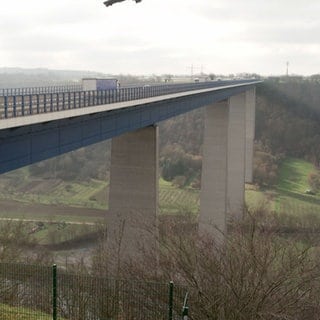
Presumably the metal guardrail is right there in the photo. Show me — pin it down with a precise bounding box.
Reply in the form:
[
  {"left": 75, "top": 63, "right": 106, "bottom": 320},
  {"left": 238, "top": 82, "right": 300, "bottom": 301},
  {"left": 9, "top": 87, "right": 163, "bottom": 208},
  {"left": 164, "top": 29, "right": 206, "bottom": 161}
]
[{"left": 0, "top": 80, "right": 259, "bottom": 120}]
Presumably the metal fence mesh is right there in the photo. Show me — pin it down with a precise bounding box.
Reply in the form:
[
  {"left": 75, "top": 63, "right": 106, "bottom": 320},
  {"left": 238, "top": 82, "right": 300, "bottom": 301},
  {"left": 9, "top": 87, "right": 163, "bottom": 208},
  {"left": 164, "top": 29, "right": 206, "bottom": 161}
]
[
  {"left": 0, "top": 263, "right": 188, "bottom": 320},
  {"left": 0, "top": 263, "right": 52, "bottom": 319}
]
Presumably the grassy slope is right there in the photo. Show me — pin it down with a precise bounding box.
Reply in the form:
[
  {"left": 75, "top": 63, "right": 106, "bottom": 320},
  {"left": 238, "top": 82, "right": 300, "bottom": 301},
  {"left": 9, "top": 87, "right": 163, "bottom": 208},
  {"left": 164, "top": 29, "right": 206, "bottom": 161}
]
[
  {"left": 276, "top": 158, "right": 320, "bottom": 216},
  {"left": 0, "top": 303, "right": 53, "bottom": 320},
  {"left": 0, "top": 176, "right": 200, "bottom": 246},
  {"left": 1, "top": 157, "right": 319, "bottom": 221},
  {"left": 159, "top": 178, "right": 199, "bottom": 214},
  {"left": 0, "top": 178, "right": 108, "bottom": 210},
  {"left": 1, "top": 157, "right": 320, "bottom": 247},
  {"left": 278, "top": 158, "right": 313, "bottom": 193},
  {"left": 246, "top": 157, "right": 320, "bottom": 217},
  {"left": 0, "top": 175, "right": 200, "bottom": 218}
]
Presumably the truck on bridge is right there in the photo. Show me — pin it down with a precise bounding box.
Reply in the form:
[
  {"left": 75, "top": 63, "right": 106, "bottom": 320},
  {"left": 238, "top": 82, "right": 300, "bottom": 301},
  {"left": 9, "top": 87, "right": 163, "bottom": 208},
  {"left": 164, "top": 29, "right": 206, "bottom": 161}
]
[{"left": 82, "top": 78, "right": 119, "bottom": 91}]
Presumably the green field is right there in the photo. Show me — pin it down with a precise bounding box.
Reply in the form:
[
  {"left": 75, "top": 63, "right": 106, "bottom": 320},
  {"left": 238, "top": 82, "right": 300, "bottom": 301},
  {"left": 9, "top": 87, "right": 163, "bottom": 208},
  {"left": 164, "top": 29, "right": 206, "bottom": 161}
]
[
  {"left": 1, "top": 157, "right": 320, "bottom": 227},
  {"left": 0, "top": 177, "right": 108, "bottom": 210},
  {"left": 246, "top": 157, "right": 320, "bottom": 218},
  {"left": 0, "top": 303, "right": 54, "bottom": 320},
  {"left": 0, "top": 174, "right": 200, "bottom": 246},
  {"left": 159, "top": 178, "right": 199, "bottom": 214},
  {"left": 0, "top": 174, "right": 200, "bottom": 217}
]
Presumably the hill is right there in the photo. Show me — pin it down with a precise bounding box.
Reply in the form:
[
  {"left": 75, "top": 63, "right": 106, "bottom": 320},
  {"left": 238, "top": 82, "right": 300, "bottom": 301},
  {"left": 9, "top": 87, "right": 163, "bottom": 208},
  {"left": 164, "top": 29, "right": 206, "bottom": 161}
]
[
  {"left": 256, "top": 80, "right": 320, "bottom": 166},
  {"left": 0, "top": 67, "right": 106, "bottom": 88}
]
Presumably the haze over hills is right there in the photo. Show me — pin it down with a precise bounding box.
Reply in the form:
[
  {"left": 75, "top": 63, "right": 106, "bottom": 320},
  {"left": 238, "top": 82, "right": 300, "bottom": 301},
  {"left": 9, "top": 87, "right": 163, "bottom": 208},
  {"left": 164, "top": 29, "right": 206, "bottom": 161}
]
[
  {"left": 0, "top": 67, "right": 167, "bottom": 88},
  {"left": 0, "top": 67, "right": 108, "bottom": 88}
]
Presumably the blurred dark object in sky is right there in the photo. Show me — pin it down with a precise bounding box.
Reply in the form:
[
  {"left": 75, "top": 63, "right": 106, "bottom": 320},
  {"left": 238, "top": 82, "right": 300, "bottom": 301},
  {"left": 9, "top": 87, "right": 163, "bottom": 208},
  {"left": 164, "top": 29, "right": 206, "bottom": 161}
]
[{"left": 104, "top": 0, "right": 142, "bottom": 7}]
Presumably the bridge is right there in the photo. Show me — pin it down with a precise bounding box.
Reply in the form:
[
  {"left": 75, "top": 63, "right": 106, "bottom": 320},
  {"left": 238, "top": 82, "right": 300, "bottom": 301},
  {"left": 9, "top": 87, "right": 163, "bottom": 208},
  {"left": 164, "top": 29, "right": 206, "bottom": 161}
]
[{"left": 0, "top": 79, "right": 261, "bottom": 258}]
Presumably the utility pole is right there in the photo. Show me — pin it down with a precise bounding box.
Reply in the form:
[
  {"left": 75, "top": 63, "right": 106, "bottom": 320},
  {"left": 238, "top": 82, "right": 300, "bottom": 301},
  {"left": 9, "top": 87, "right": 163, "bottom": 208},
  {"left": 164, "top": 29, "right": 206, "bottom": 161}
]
[
  {"left": 286, "top": 61, "right": 289, "bottom": 77},
  {"left": 187, "top": 64, "right": 204, "bottom": 81},
  {"left": 186, "top": 64, "right": 194, "bottom": 80}
]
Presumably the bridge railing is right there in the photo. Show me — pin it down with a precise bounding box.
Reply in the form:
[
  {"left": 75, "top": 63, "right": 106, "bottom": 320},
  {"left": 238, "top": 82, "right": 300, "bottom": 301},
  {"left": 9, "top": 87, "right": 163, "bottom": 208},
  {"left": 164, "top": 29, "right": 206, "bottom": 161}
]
[{"left": 0, "top": 80, "right": 258, "bottom": 119}]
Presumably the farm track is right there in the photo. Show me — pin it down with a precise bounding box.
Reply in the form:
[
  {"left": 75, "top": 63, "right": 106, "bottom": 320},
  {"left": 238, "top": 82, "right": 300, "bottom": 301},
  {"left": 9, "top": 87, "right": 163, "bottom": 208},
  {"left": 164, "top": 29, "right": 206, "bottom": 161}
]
[{"left": 0, "top": 198, "right": 106, "bottom": 217}]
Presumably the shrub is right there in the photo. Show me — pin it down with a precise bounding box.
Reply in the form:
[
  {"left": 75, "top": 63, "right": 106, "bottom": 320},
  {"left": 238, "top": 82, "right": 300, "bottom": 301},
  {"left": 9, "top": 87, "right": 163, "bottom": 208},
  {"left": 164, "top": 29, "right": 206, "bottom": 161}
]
[
  {"left": 308, "top": 171, "right": 320, "bottom": 192},
  {"left": 119, "top": 209, "right": 320, "bottom": 320},
  {"left": 253, "top": 150, "right": 279, "bottom": 186}
]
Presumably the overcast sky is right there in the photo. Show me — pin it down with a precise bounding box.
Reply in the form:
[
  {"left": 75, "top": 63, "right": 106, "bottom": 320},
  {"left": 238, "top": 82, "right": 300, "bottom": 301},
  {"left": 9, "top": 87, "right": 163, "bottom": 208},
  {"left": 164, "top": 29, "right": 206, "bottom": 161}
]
[{"left": 0, "top": 0, "right": 319, "bottom": 76}]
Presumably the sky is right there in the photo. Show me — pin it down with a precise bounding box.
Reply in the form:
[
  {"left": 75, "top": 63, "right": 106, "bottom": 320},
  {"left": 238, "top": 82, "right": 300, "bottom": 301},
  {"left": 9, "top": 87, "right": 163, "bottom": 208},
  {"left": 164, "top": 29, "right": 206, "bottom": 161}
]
[{"left": 0, "top": 0, "right": 319, "bottom": 76}]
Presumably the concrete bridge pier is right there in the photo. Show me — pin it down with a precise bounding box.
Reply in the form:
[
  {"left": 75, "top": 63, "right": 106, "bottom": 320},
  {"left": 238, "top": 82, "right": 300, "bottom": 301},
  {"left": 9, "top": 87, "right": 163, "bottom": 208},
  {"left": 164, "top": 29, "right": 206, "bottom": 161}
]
[
  {"left": 199, "top": 100, "right": 229, "bottom": 241},
  {"left": 227, "top": 92, "right": 247, "bottom": 220},
  {"left": 108, "top": 126, "right": 158, "bottom": 263},
  {"left": 200, "top": 90, "right": 255, "bottom": 239},
  {"left": 107, "top": 89, "right": 256, "bottom": 252},
  {"left": 245, "top": 88, "right": 256, "bottom": 183}
]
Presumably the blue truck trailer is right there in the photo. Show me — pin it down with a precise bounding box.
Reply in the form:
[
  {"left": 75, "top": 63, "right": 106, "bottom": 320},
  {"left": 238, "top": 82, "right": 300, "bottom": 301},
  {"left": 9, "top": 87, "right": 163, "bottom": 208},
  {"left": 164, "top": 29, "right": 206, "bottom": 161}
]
[{"left": 82, "top": 78, "right": 119, "bottom": 91}]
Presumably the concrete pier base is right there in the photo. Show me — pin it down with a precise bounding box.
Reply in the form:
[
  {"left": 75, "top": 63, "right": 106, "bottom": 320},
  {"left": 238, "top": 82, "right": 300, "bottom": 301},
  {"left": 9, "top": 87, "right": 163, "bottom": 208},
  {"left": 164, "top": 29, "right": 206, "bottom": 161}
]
[
  {"left": 199, "top": 100, "right": 229, "bottom": 241},
  {"left": 108, "top": 126, "right": 158, "bottom": 263}
]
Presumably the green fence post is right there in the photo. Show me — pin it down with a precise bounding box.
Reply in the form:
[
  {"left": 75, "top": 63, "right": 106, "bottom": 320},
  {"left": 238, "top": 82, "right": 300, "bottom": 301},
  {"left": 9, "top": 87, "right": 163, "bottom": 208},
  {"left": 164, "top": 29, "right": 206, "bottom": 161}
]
[
  {"left": 168, "top": 281, "right": 174, "bottom": 320},
  {"left": 52, "top": 264, "right": 57, "bottom": 320},
  {"left": 182, "top": 306, "right": 189, "bottom": 320}
]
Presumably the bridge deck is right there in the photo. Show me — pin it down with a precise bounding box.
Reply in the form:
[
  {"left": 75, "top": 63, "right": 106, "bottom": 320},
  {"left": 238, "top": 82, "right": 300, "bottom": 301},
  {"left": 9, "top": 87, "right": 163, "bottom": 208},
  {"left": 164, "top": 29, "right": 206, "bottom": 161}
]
[
  {"left": 0, "top": 79, "right": 261, "bottom": 174},
  {"left": 0, "top": 80, "right": 260, "bottom": 130}
]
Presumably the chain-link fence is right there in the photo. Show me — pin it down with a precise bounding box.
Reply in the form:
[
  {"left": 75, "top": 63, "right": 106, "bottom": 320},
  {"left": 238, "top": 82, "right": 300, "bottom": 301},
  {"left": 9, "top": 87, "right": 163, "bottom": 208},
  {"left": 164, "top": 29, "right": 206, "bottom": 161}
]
[
  {"left": 0, "top": 263, "right": 189, "bottom": 320},
  {"left": 0, "top": 263, "right": 52, "bottom": 319}
]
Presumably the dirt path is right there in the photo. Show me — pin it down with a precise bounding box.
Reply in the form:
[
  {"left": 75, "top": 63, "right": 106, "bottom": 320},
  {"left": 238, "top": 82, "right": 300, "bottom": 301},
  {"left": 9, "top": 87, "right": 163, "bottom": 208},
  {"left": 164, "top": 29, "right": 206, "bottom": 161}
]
[{"left": 0, "top": 199, "right": 106, "bottom": 217}]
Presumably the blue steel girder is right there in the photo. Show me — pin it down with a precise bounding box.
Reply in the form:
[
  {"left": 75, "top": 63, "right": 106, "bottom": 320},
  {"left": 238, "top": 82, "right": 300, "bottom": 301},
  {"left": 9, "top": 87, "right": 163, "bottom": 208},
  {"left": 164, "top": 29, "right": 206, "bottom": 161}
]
[{"left": 0, "top": 84, "right": 255, "bottom": 174}]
